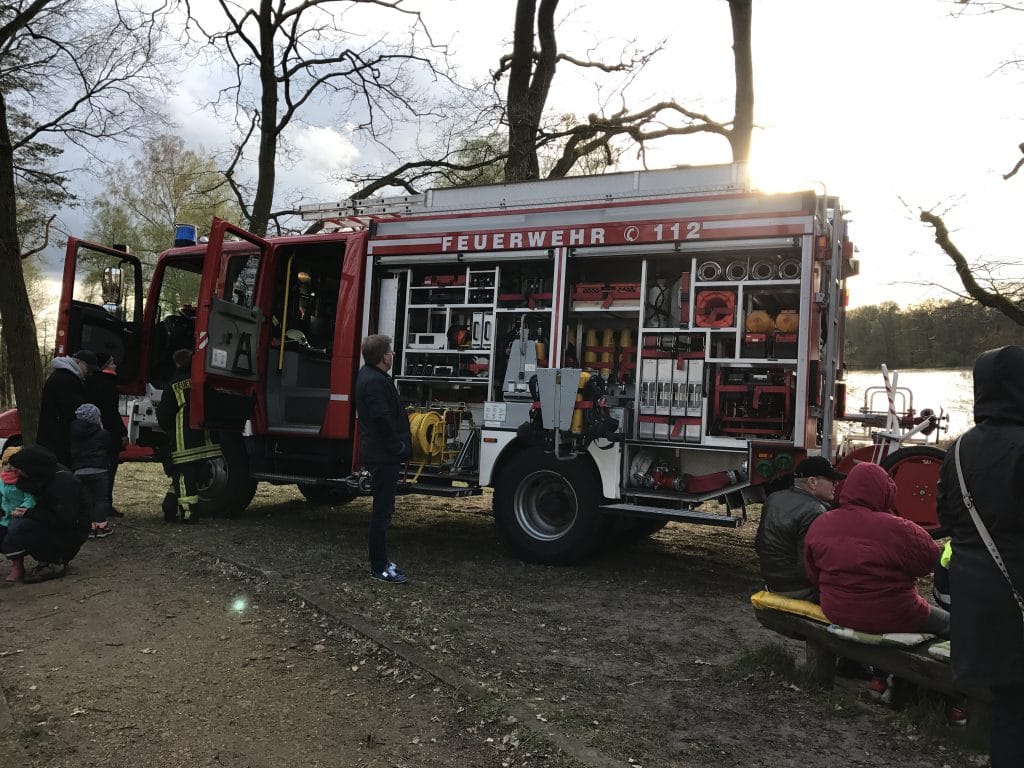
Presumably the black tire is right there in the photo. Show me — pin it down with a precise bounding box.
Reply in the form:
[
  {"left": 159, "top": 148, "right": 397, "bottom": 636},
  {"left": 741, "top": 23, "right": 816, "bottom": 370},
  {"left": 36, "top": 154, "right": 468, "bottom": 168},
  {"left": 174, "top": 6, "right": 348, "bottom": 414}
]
[
  {"left": 194, "top": 432, "right": 257, "bottom": 517},
  {"left": 493, "top": 449, "right": 611, "bottom": 564},
  {"left": 297, "top": 483, "right": 357, "bottom": 506},
  {"left": 879, "top": 446, "right": 945, "bottom": 532}
]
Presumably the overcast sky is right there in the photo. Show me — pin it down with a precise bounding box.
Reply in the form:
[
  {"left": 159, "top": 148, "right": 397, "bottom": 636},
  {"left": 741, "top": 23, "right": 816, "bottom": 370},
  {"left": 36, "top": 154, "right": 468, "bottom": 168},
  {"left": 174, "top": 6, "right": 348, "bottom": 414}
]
[{"left": 44, "top": 0, "right": 1024, "bottom": 316}]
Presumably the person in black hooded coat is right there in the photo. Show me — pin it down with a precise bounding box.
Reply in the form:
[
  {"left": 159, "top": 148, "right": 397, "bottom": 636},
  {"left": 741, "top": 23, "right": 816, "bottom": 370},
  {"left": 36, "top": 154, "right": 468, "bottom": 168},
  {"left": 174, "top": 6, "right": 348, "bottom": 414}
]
[
  {"left": 937, "top": 345, "right": 1024, "bottom": 768},
  {"left": 37, "top": 353, "right": 92, "bottom": 466},
  {"left": 1, "top": 445, "right": 90, "bottom": 582}
]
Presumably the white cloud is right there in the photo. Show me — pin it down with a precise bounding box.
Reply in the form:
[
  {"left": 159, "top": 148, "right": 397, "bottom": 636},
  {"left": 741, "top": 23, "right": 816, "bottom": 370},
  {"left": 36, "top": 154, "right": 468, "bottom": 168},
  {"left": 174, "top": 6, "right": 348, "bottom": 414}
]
[{"left": 281, "top": 125, "right": 362, "bottom": 202}]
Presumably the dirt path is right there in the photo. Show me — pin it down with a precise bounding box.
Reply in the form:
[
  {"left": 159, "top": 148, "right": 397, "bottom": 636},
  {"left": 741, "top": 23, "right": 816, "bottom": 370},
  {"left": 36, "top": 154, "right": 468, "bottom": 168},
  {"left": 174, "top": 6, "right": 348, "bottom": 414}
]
[
  {"left": 1, "top": 462, "right": 986, "bottom": 767},
  {"left": 0, "top": 527, "right": 564, "bottom": 767}
]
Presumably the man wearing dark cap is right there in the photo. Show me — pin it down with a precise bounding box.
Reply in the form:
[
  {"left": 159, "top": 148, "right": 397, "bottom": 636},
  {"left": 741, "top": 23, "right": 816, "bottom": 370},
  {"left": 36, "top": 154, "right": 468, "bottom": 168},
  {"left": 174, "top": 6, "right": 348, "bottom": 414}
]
[
  {"left": 754, "top": 455, "right": 846, "bottom": 601},
  {"left": 36, "top": 351, "right": 95, "bottom": 466}
]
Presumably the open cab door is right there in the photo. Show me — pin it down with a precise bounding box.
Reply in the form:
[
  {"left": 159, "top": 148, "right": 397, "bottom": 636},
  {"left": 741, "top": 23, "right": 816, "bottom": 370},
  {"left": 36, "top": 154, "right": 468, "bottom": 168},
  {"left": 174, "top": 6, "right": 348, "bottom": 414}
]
[
  {"left": 191, "top": 219, "right": 266, "bottom": 431},
  {"left": 56, "top": 239, "right": 144, "bottom": 390}
]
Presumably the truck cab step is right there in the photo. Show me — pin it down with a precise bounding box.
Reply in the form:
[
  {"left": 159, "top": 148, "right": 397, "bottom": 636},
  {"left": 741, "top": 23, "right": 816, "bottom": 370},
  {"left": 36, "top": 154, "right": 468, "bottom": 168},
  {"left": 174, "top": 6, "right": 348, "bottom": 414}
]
[
  {"left": 599, "top": 502, "right": 741, "bottom": 528},
  {"left": 398, "top": 483, "right": 483, "bottom": 498}
]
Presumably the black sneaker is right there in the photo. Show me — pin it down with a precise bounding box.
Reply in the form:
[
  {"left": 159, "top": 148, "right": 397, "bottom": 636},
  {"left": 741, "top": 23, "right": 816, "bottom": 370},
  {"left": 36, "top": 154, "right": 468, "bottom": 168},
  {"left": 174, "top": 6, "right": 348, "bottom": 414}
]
[
  {"left": 161, "top": 493, "right": 178, "bottom": 523},
  {"left": 371, "top": 564, "right": 408, "bottom": 584}
]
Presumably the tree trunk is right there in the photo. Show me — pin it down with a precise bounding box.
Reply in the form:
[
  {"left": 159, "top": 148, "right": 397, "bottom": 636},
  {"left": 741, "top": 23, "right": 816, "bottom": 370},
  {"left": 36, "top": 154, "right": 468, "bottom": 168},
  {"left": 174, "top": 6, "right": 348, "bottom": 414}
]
[
  {"left": 248, "top": 0, "right": 279, "bottom": 237},
  {"left": 728, "top": 0, "right": 754, "bottom": 163},
  {"left": 505, "top": 0, "right": 538, "bottom": 182},
  {"left": 0, "top": 338, "right": 11, "bottom": 410},
  {"left": 526, "top": 0, "right": 559, "bottom": 179},
  {"left": 0, "top": 91, "right": 43, "bottom": 439}
]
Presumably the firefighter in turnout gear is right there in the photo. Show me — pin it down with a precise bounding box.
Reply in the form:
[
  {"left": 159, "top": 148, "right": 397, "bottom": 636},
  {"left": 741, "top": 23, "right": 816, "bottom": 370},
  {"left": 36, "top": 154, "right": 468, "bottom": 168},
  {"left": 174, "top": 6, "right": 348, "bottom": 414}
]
[{"left": 156, "top": 349, "right": 221, "bottom": 522}]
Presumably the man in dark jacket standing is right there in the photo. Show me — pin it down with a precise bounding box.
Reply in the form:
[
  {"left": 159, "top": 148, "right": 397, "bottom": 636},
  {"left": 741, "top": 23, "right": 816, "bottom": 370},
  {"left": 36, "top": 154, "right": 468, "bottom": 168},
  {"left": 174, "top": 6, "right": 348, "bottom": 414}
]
[
  {"left": 754, "top": 456, "right": 845, "bottom": 600},
  {"left": 937, "top": 345, "right": 1024, "bottom": 768},
  {"left": 37, "top": 350, "right": 95, "bottom": 466},
  {"left": 355, "top": 334, "right": 411, "bottom": 583}
]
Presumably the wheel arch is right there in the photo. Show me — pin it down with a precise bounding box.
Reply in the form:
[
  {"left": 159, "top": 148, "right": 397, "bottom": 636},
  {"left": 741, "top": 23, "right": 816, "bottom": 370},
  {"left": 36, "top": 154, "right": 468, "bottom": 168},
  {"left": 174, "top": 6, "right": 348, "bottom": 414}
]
[
  {"left": 488, "top": 437, "right": 604, "bottom": 492},
  {"left": 483, "top": 434, "right": 531, "bottom": 489}
]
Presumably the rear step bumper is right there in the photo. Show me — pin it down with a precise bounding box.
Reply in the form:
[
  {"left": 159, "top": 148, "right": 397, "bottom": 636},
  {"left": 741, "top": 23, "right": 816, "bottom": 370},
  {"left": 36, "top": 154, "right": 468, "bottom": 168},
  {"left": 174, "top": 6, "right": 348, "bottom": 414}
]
[
  {"left": 599, "top": 502, "right": 740, "bottom": 528},
  {"left": 253, "top": 472, "right": 482, "bottom": 499},
  {"left": 252, "top": 472, "right": 350, "bottom": 486},
  {"left": 398, "top": 483, "right": 482, "bottom": 498}
]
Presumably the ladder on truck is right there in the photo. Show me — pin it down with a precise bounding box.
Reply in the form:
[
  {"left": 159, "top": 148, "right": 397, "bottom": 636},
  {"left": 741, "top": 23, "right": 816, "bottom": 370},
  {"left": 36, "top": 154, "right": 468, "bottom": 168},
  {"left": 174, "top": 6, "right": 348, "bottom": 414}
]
[{"left": 298, "top": 163, "right": 750, "bottom": 225}]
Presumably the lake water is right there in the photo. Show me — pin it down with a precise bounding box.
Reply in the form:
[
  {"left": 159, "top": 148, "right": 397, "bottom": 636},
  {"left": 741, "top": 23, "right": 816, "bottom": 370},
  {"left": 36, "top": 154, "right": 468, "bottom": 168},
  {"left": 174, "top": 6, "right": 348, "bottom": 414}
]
[{"left": 844, "top": 368, "right": 974, "bottom": 440}]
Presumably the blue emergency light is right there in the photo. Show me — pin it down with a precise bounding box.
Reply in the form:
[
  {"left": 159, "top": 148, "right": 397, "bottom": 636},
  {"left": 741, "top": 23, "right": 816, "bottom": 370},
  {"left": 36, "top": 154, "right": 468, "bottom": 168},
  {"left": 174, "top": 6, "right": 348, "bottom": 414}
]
[{"left": 174, "top": 224, "right": 198, "bottom": 247}]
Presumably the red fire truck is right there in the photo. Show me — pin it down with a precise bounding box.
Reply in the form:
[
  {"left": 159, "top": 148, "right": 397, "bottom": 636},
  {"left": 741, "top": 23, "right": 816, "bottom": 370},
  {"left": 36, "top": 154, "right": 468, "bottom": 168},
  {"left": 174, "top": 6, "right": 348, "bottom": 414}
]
[{"left": 57, "top": 163, "right": 871, "bottom": 562}]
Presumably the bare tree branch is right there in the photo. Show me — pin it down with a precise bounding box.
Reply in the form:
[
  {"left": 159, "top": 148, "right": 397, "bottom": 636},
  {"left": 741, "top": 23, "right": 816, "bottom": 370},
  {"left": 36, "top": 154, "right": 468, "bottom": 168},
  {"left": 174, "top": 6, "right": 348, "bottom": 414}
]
[
  {"left": 20, "top": 212, "right": 54, "bottom": 259},
  {"left": 179, "top": 0, "right": 452, "bottom": 235},
  {"left": 0, "top": 0, "right": 170, "bottom": 444},
  {"left": 500, "top": 0, "right": 753, "bottom": 182},
  {"left": 1004, "top": 142, "right": 1024, "bottom": 179},
  {"left": 920, "top": 209, "right": 1024, "bottom": 325}
]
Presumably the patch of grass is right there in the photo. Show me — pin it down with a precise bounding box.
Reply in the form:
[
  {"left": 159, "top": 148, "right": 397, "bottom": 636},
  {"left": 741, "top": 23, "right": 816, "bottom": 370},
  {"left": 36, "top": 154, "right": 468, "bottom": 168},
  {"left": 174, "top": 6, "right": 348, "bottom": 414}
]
[
  {"left": 821, "top": 690, "right": 860, "bottom": 720},
  {"left": 729, "top": 642, "right": 800, "bottom": 684},
  {"left": 896, "top": 692, "right": 987, "bottom": 753}
]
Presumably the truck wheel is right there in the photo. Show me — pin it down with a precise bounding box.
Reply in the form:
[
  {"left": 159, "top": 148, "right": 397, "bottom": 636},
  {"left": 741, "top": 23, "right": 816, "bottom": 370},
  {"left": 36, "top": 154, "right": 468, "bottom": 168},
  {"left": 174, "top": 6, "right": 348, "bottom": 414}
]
[
  {"left": 493, "top": 449, "right": 610, "bottom": 564},
  {"left": 195, "top": 433, "right": 257, "bottom": 517},
  {"left": 880, "top": 446, "right": 945, "bottom": 533},
  {"left": 297, "top": 484, "right": 357, "bottom": 506}
]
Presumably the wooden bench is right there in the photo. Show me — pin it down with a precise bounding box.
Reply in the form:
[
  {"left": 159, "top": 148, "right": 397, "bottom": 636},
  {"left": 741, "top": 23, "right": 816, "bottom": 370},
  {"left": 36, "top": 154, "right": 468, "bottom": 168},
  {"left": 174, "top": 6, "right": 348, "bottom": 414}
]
[{"left": 753, "top": 607, "right": 991, "bottom": 738}]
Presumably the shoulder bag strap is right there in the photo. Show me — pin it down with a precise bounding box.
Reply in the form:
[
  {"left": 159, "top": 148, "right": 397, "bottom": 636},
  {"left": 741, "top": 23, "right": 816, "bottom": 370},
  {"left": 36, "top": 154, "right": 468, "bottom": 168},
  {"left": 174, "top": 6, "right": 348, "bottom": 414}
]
[{"left": 954, "top": 438, "right": 1024, "bottom": 630}]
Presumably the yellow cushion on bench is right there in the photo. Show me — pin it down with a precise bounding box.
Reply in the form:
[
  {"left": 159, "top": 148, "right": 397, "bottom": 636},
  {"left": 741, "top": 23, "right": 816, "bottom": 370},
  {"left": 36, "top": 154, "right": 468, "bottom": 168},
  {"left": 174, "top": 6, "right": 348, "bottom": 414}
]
[
  {"left": 927, "top": 640, "right": 951, "bottom": 662},
  {"left": 826, "top": 624, "right": 935, "bottom": 648},
  {"left": 750, "top": 590, "right": 830, "bottom": 624}
]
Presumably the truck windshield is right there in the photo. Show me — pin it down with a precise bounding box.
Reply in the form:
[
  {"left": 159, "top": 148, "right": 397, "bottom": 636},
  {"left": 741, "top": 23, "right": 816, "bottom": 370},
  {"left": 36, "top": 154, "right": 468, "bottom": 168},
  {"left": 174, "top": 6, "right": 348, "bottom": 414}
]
[{"left": 150, "top": 263, "right": 202, "bottom": 389}]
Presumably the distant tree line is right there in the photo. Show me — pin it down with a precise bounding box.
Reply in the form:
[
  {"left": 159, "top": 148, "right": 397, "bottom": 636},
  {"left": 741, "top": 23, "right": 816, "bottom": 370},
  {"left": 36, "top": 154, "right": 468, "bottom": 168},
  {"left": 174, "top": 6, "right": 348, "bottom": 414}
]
[{"left": 845, "top": 299, "right": 1024, "bottom": 370}]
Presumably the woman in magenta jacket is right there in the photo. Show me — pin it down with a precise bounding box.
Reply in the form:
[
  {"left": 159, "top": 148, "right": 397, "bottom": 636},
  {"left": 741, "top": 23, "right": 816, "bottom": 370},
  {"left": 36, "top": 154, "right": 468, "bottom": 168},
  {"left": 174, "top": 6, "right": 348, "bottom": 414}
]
[{"left": 803, "top": 462, "right": 946, "bottom": 635}]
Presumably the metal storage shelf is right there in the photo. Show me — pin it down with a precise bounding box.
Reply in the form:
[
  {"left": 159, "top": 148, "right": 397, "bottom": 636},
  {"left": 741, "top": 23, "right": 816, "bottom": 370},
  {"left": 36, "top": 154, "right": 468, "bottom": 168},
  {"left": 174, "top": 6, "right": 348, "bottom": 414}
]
[
  {"left": 695, "top": 279, "right": 800, "bottom": 287},
  {"left": 405, "top": 348, "right": 491, "bottom": 355},
  {"left": 568, "top": 306, "right": 641, "bottom": 313},
  {"left": 407, "top": 303, "right": 494, "bottom": 309},
  {"left": 396, "top": 376, "right": 488, "bottom": 385}
]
